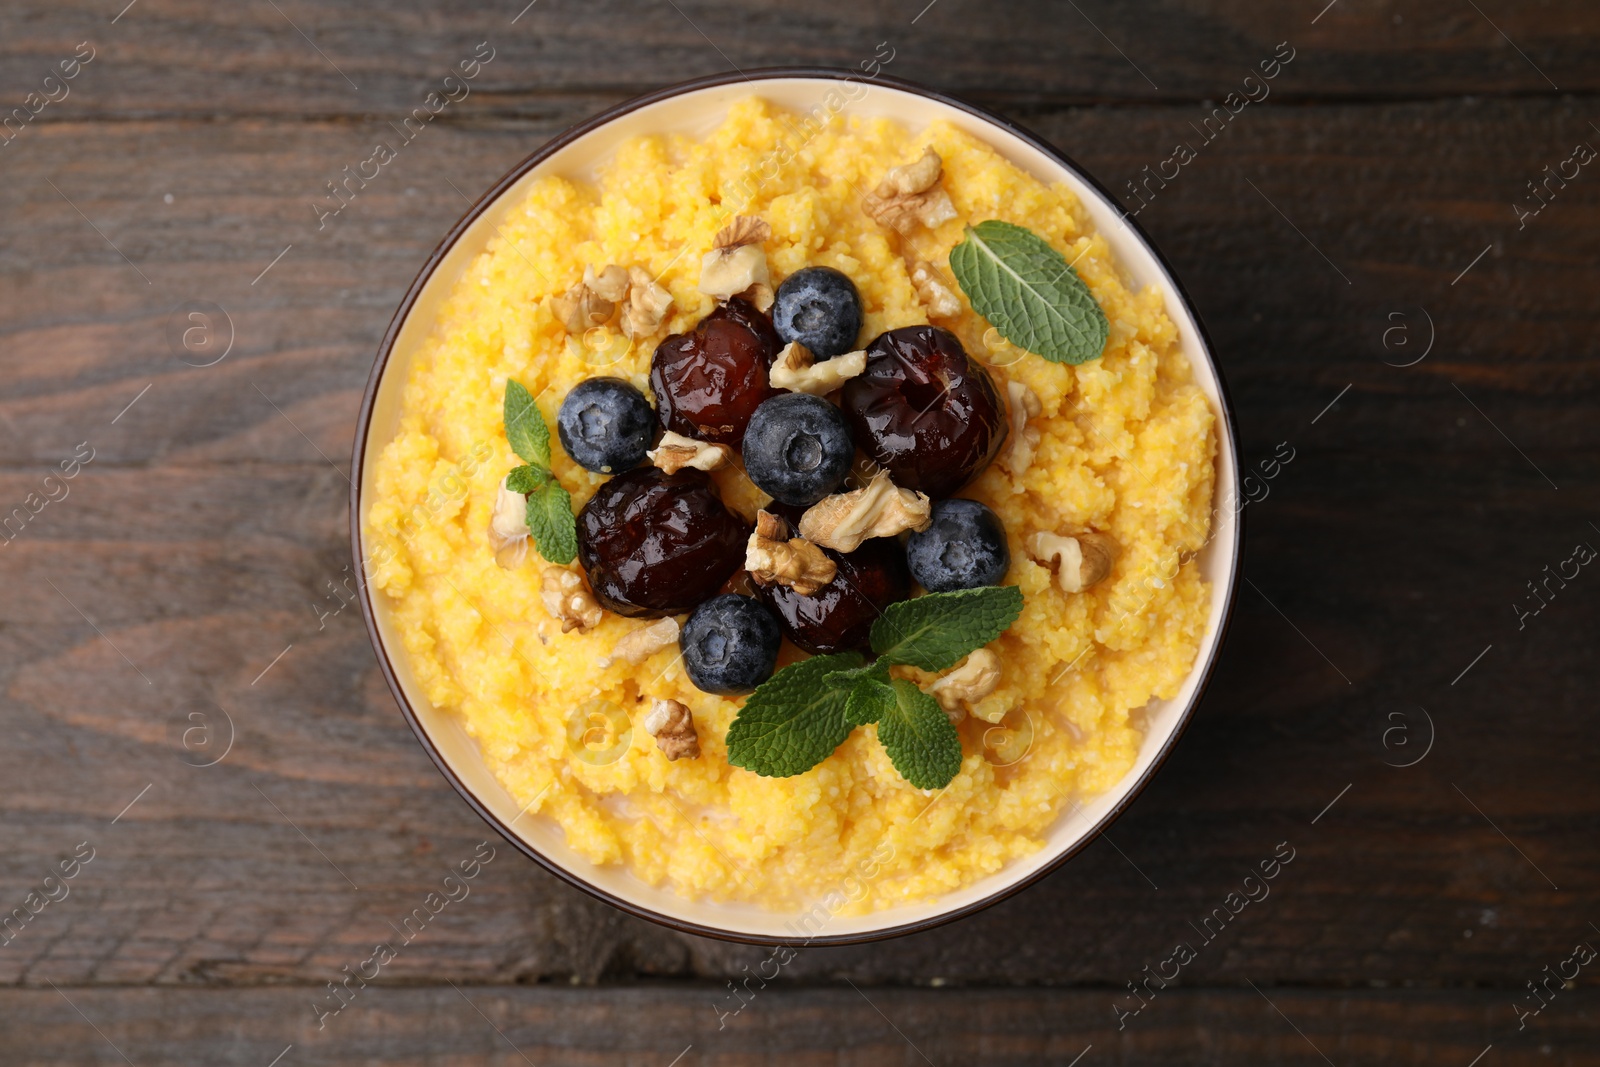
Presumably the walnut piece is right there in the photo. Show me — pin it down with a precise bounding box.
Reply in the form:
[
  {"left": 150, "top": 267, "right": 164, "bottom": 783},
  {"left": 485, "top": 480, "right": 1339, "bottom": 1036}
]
[
  {"left": 584, "top": 264, "right": 630, "bottom": 303},
  {"left": 882, "top": 147, "right": 943, "bottom": 196},
  {"left": 550, "top": 275, "right": 616, "bottom": 334},
  {"left": 541, "top": 567, "right": 603, "bottom": 633},
  {"left": 553, "top": 264, "right": 670, "bottom": 337},
  {"left": 798, "top": 471, "right": 932, "bottom": 553},
  {"left": 745, "top": 510, "right": 837, "bottom": 595},
  {"left": 927, "top": 648, "right": 1002, "bottom": 719},
  {"left": 643, "top": 698, "right": 700, "bottom": 760},
  {"left": 648, "top": 431, "right": 733, "bottom": 475},
  {"left": 621, "top": 266, "right": 673, "bottom": 339},
  {"left": 599, "top": 617, "right": 680, "bottom": 668},
  {"left": 489, "top": 477, "right": 531, "bottom": 570},
  {"left": 769, "top": 341, "right": 867, "bottom": 396},
  {"left": 698, "top": 215, "right": 774, "bottom": 310},
  {"left": 1029, "top": 531, "right": 1118, "bottom": 594},
  {"left": 864, "top": 148, "right": 958, "bottom": 234},
  {"left": 1000, "top": 381, "right": 1043, "bottom": 476},
  {"left": 908, "top": 260, "right": 962, "bottom": 318}
]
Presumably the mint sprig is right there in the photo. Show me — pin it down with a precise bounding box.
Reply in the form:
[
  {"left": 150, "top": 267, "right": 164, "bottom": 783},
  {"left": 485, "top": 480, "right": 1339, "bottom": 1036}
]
[
  {"left": 501, "top": 380, "right": 576, "bottom": 565},
  {"left": 724, "top": 586, "right": 1023, "bottom": 788},
  {"left": 948, "top": 220, "right": 1110, "bottom": 365},
  {"left": 726, "top": 652, "right": 864, "bottom": 778}
]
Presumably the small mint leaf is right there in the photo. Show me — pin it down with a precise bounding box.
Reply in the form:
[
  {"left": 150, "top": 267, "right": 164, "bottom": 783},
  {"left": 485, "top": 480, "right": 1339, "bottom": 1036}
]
[
  {"left": 870, "top": 586, "right": 1024, "bottom": 672},
  {"left": 948, "top": 220, "right": 1110, "bottom": 365},
  {"left": 524, "top": 479, "right": 577, "bottom": 565},
  {"left": 505, "top": 464, "right": 549, "bottom": 495},
  {"left": 844, "top": 677, "right": 896, "bottom": 727},
  {"left": 504, "top": 380, "right": 552, "bottom": 467},
  {"left": 726, "top": 652, "right": 865, "bottom": 778},
  {"left": 878, "top": 679, "right": 963, "bottom": 789}
]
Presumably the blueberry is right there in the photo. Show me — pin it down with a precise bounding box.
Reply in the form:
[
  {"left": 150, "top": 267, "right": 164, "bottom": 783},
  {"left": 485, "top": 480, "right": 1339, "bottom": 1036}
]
[
  {"left": 557, "top": 377, "right": 656, "bottom": 474},
  {"left": 772, "top": 267, "right": 863, "bottom": 359},
  {"left": 741, "top": 393, "right": 854, "bottom": 507},
  {"left": 680, "top": 594, "right": 782, "bottom": 694},
  {"left": 905, "top": 498, "right": 1010, "bottom": 592}
]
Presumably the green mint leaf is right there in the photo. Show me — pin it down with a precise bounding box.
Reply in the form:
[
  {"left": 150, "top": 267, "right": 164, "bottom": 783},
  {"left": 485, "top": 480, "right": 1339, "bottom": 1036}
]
[
  {"left": 878, "top": 679, "right": 963, "bottom": 789},
  {"left": 844, "top": 676, "right": 896, "bottom": 727},
  {"left": 823, "top": 659, "right": 889, "bottom": 693},
  {"left": 948, "top": 220, "right": 1110, "bottom": 365},
  {"left": 504, "top": 464, "right": 550, "bottom": 495},
  {"left": 726, "top": 652, "right": 865, "bottom": 778},
  {"left": 524, "top": 479, "right": 577, "bottom": 565},
  {"left": 503, "top": 380, "right": 552, "bottom": 467},
  {"left": 870, "top": 586, "right": 1024, "bottom": 672}
]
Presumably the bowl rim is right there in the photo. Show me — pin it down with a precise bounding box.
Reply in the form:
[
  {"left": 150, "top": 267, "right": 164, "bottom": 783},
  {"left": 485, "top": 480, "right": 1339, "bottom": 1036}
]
[{"left": 349, "top": 66, "right": 1244, "bottom": 946}]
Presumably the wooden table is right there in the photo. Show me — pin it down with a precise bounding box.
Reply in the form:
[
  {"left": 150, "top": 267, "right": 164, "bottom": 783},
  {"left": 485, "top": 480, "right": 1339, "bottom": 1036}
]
[{"left": 2, "top": 1, "right": 1596, "bottom": 1062}]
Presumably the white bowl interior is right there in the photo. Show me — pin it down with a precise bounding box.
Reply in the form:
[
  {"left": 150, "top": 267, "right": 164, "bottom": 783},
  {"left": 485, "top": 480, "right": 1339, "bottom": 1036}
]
[{"left": 358, "top": 76, "right": 1239, "bottom": 940}]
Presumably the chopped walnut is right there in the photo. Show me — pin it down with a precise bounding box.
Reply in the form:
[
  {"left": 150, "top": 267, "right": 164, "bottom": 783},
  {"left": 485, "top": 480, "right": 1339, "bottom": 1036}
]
[
  {"left": 621, "top": 266, "right": 674, "bottom": 339},
  {"left": 883, "top": 147, "right": 943, "bottom": 195},
  {"left": 1029, "top": 531, "right": 1118, "bottom": 594},
  {"left": 489, "top": 477, "right": 531, "bottom": 570},
  {"left": 908, "top": 260, "right": 962, "bottom": 318},
  {"left": 745, "top": 510, "right": 837, "bottom": 595},
  {"left": 541, "top": 567, "right": 603, "bottom": 633},
  {"left": 927, "top": 648, "right": 1002, "bottom": 720},
  {"left": 769, "top": 341, "right": 867, "bottom": 396},
  {"left": 599, "top": 616, "right": 680, "bottom": 668},
  {"left": 864, "top": 148, "right": 959, "bottom": 234},
  {"left": 643, "top": 698, "right": 700, "bottom": 760},
  {"left": 698, "top": 215, "right": 774, "bottom": 310},
  {"left": 1000, "top": 381, "right": 1043, "bottom": 476},
  {"left": 798, "top": 471, "right": 932, "bottom": 553},
  {"left": 584, "top": 264, "right": 630, "bottom": 303},
  {"left": 648, "top": 431, "right": 733, "bottom": 474},
  {"left": 550, "top": 273, "right": 616, "bottom": 334}
]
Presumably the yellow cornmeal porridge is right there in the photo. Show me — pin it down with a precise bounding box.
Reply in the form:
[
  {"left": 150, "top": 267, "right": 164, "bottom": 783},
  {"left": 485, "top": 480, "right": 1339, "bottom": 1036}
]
[{"left": 366, "top": 98, "right": 1216, "bottom": 912}]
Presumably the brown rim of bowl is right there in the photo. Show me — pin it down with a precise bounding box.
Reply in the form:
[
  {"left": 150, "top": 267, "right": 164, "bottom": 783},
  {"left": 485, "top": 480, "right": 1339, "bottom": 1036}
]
[{"left": 350, "top": 67, "right": 1244, "bottom": 947}]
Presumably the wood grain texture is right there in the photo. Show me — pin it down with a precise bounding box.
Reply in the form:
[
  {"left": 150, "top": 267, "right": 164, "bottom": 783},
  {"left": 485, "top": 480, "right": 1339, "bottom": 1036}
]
[
  {"left": 2, "top": 986, "right": 1594, "bottom": 1066},
  {"left": 0, "top": 0, "right": 1595, "bottom": 118},
  {"left": 0, "top": 0, "right": 1597, "bottom": 1059}
]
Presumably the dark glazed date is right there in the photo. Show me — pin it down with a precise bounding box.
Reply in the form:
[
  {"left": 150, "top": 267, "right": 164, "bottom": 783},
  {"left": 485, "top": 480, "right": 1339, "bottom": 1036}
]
[
  {"left": 576, "top": 466, "right": 749, "bottom": 618},
  {"left": 649, "top": 297, "right": 782, "bottom": 446},
  {"left": 759, "top": 539, "right": 910, "bottom": 655},
  {"left": 840, "top": 325, "right": 1007, "bottom": 498}
]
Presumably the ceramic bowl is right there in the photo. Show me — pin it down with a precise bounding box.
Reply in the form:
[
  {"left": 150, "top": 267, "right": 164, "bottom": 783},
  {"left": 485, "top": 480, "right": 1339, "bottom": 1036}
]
[{"left": 352, "top": 68, "right": 1241, "bottom": 945}]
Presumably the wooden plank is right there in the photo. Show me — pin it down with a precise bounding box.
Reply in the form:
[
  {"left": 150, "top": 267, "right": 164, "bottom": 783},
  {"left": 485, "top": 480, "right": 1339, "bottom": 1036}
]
[
  {"left": 0, "top": 0, "right": 1594, "bottom": 121},
  {"left": 1, "top": 986, "right": 1592, "bottom": 1065}
]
